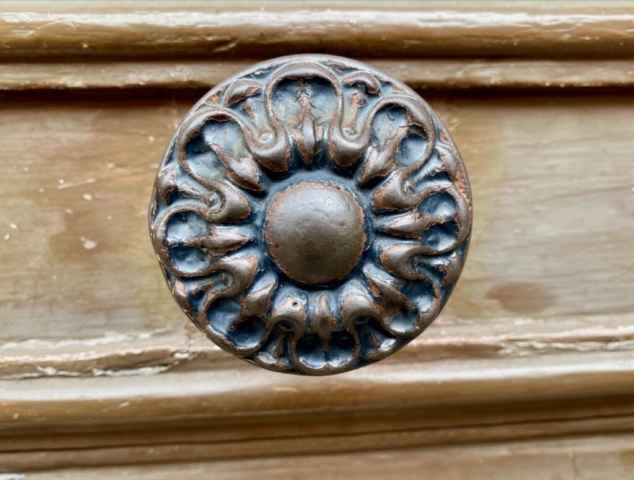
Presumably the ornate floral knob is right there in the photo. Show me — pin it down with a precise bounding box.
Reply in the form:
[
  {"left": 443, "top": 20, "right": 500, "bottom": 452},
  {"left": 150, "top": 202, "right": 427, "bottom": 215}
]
[{"left": 149, "top": 55, "right": 472, "bottom": 375}]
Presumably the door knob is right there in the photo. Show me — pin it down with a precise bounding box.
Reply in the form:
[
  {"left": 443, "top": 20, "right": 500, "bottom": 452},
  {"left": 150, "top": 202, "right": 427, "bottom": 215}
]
[{"left": 148, "top": 54, "right": 472, "bottom": 375}]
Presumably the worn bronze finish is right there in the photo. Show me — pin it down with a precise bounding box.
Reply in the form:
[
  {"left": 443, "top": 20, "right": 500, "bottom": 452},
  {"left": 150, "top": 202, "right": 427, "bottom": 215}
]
[
  {"left": 264, "top": 181, "right": 366, "bottom": 285},
  {"left": 148, "top": 54, "right": 472, "bottom": 375}
]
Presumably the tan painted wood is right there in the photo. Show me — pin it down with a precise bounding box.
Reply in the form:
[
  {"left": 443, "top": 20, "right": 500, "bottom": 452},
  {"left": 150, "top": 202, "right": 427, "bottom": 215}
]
[
  {"left": 5, "top": 410, "right": 634, "bottom": 467},
  {"left": 17, "top": 433, "right": 634, "bottom": 479},
  {"left": 1, "top": 91, "right": 632, "bottom": 345},
  {"left": 1, "top": 313, "right": 633, "bottom": 379},
  {"left": 1, "top": 1, "right": 634, "bottom": 477},
  {"left": 4, "top": 59, "right": 634, "bottom": 91},
  {"left": 3, "top": 343, "right": 634, "bottom": 428},
  {"left": 0, "top": 1, "right": 633, "bottom": 60},
  {"left": 1, "top": 346, "right": 634, "bottom": 470}
]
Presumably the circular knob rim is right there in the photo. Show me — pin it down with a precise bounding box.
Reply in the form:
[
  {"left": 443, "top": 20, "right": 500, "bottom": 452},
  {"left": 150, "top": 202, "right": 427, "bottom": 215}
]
[{"left": 148, "top": 54, "right": 473, "bottom": 375}]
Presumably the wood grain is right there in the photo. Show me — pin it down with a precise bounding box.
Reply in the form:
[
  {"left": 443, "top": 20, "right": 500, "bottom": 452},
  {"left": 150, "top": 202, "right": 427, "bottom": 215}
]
[
  {"left": 1, "top": 2, "right": 634, "bottom": 477},
  {"left": 9, "top": 433, "right": 634, "bottom": 478},
  {"left": 4, "top": 59, "right": 634, "bottom": 91},
  {"left": 2, "top": 313, "right": 633, "bottom": 379},
  {"left": 1, "top": 88, "right": 632, "bottom": 476},
  {"left": 1, "top": 91, "right": 632, "bottom": 345},
  {"left": 0, "top": 1, "right": 633, "bottom": 59},
  {"left": 1, "top": 0, "right": 634, "bottom": 92},
  {"left": 2, "top": 346, "right": 634, "bottom": 470}
]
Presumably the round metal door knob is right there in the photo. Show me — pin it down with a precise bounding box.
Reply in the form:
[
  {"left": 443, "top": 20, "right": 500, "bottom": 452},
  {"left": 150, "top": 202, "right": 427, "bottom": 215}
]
[{"left": 148, "top": 54, "right": 472, "bottom": 375}]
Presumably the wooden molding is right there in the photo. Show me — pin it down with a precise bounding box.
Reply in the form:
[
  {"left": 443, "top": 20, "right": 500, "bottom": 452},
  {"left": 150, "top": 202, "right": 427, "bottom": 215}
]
[
  {"left": 0, "top": 2, "right": 633, "bottom": 60},
  {"left": 2, "top": 352, "right": 634, "bottom": 471},
  {"left": 0, "top": 2, "right": 633, "bottom": 91},
  {"left": 1, "top": 2, "right": 634, "bottom": 475},
  {"left": 2, "top": 59, "right": 634, "bottom": 91},
  {"left": 2, "top": 315, "right": 634, "bottom": 471},
  {"left": 2, "top": 314, "right": 634, "bottom": 380},
  {"left": 10, "top": 432, "right": 634, "bottom": 479}
]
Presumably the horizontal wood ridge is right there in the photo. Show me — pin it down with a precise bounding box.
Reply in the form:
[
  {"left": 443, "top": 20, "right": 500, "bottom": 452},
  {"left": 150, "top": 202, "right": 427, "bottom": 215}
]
[{"left": 0, "top": 2, "right": 633, "bottom": 90}]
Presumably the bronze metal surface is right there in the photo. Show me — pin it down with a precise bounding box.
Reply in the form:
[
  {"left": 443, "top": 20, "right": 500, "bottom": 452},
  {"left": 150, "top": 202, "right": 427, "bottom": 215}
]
[
  {"left": 264, "top": 181, "right": 367, "bottom": 285},
  {"left": 148, "top": 54, "right": 473, "bottom": 375}
]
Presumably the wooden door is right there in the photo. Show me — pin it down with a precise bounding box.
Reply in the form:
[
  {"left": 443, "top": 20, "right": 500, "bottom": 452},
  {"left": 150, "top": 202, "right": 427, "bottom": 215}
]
[{"left": 1, "top": 2, "right": 633, "bottom": 478}]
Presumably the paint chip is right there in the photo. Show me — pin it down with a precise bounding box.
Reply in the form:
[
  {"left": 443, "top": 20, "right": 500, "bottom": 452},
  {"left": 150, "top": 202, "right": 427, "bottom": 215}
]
[
  {"left": 0, "top": 473, "right": 26, "bottom": 480},
  {"left": 9, "top": 223, "right": 17, "bottom": 230},
  {"left": 82, "top": 193, "right": 93, "bottom": 201},
  {"left": 80, "top": 237, "right": 98, "bottom": 250}
]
